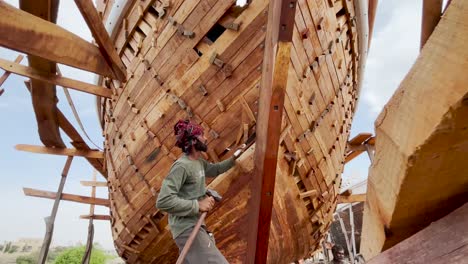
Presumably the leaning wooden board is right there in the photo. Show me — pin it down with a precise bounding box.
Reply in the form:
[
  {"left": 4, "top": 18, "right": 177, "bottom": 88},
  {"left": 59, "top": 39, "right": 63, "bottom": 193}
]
[{"left": 99, "top": 0, "right": 371, "bottom": 262}]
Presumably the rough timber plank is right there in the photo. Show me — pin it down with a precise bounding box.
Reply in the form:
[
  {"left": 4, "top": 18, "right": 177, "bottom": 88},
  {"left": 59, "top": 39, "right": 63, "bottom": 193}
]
[
  {"left": 74, "top": 0, "right": 127, "bottom": 82},
  {"left": 0, "top": 1, "right": 116, "bottom": 78},
  {"left": 361, "top": 0, "right": 468, "bottom": 259},
  {"left": 367, "top": 203, "right": 468, "bottom": 264},
  {"left": 0, "top": 58, "right": 112, "bottom": 98},
  {"left": 23, "top": 187, "right": 110, "bottom": 207},
  {"left": 15, "top": 144, "right": 104, "bottom": 159}
]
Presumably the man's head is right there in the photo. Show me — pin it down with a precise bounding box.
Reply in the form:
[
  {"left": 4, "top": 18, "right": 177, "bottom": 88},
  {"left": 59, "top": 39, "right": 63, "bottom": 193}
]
[
  {"left": 331, "top": 245, "right": 345, "bottom": 261},
  {"left": 174, "top": 120, "right": 207, "bottom": 154}
]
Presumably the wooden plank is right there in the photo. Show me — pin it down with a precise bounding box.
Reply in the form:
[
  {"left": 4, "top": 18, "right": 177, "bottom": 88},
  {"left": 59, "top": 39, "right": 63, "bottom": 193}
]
[
  {"left": 367, "top": 203, "right": 468, "bottom": 264},
  {"left": 0, "top": 1, "right": 116, "bottom": 78},
  {"left": 80, "top": 214, "right": 111, "bottom": 221},
  {"left": 299, "top": 190, "right": 319, "bottom": 199},
  {"left": 338, "top": 194, "right": 366, "bottom": 204},
  {"left": 23, "top": 187, "right": 110, "bottom": 207},
  {"left": 361, "top": 0, "right": 468, "bottom": 259},
  {"left": 74, "top": 0, "right": 127, "bottom": 82},
  {"left": 0, "top": 58, "right": 112, "bottom": 98},
  {"left": 15, "top": 144, "right": 104, "bottom": 159},
  {"left": 38, "top": 156, "right": 73, "bottom": 264},
  {"left": 80, "top": 181, "right": 108, "bottom": 187},
  {"left": 421, "top": 0, "right": 442, "bottom": 50},
  {"left": 245, "top": 0, "right": 298, "bottom": 263},
  {"left": 0, "top": 55, "right": 23, "bottom": 87},
  {"left": 348, "top": 133, "right": 372, "bottom": 145},
  {"left": 23, "top": 80, "right": 105, "bottom": 176}
]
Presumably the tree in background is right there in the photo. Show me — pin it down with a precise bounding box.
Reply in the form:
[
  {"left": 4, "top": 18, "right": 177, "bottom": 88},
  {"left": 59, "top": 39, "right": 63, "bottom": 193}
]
[{"left": 53, "top": 245, "right": 111, "bottom": 264}]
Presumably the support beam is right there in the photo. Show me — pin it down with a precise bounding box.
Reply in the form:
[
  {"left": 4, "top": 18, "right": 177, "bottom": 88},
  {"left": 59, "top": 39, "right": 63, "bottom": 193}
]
[
  {"left": 82, "top": 170, "right": 97, "bottom": 264},
  {"left": 0, "top": 58, "right": 112, "bottom": 98},
  {"left": 361, "top": 0, "right": 468, "bottom": 259},
  {"left": 15, "top": 144, "right": 104, "bottom": 159},
  {"left": 23, "top": 187, "right": 109, "bottom": 207},
  {"left": 246, "top": 1, "right": 297, "bottom": 263},
  {"left": 74, "top": 0, "right": 126, "bottom": 82},
  {"left": 80, "top": 181, "right": 107, "bottom": 187},
  {"left": 0, "top": 2, "right": 116, "bottom": 78},
  {"left": 338, "top": 194, "right": 366, "bottom": 204},
  {"left": 299, "top": 190, "right": 319, "bottom": 199},
  {"left": 24, "top": 81, "right": 105, "bottom": 176},
  {"left": 367, "top": 203, "right": 468, "bottom": 264},
  {"left": 421, "top": 0, "right": 443, "bottom": 50},
  {"left": 38, "top": 156, "right": 73, "bottom": 264},
  {"left": 80, "top": 214, "right": 111, "bottom": 221},
  {"left": 0, "top": 55, "right": 23, "bottom": 88}
]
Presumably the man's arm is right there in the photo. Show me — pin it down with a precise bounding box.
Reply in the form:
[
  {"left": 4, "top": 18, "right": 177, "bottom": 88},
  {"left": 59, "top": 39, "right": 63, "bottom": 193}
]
[
  {"left": 201, "top": 157, "right": 235, "bottom": 178},
  {"left": 156, "top": 166, "right": 199, "bottom": 216}
]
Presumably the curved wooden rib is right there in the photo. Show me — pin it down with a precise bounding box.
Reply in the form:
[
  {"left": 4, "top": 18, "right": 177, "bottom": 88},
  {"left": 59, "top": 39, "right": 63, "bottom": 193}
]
[{"left": 19, "top": 0, "right": 64, "bottom": 148}]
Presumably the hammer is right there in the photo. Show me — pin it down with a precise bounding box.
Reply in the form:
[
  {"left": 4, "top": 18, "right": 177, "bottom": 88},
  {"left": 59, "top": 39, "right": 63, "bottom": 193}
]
[{"left": 176, "top": 189, "right": 222, "bottom": 264}]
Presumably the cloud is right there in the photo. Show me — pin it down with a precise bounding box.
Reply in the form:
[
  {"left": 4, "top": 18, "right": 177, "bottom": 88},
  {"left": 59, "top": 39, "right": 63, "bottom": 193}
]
[{"left": 360, "top": 1, "right": 422, "bottom": 119}]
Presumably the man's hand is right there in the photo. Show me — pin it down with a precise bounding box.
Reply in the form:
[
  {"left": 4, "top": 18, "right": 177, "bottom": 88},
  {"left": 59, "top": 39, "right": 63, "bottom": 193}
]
[{"left": 198, "top": 196, "right": 215, "bottom": 212}]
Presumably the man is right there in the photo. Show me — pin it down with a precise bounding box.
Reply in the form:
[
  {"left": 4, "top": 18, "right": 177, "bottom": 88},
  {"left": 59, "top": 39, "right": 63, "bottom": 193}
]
[
  {"left": 331, "top": 245, "right": 349, "bottom": 264},
  {"left": 156, "top": 120, "right": 243, "bottom": 263}
]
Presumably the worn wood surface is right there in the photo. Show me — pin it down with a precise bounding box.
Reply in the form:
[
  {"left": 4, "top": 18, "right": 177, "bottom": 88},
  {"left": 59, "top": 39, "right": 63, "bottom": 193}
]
[
  {"left": 361, "top": 0, "right": 468, "bottom": 259},
  {"left": 367, "top": 203, "right": 468, "bottom": 264},
  {"left": 0, "top": 58, "right": 112, "bottom": 98},
  {"left": 0, "top": 1, "right": 116, "bottom": 78},
  {"left": 37, "top": 156, "right": 73, "bottom": 264},
  {"left": 97, "top": 0, "right": 370, "bottom": 262}
]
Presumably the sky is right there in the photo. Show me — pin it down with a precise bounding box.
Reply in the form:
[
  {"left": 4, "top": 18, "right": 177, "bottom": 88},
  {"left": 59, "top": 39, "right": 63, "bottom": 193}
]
[{"left": 0, "top": 0, "right": 426, "bottom": 253}]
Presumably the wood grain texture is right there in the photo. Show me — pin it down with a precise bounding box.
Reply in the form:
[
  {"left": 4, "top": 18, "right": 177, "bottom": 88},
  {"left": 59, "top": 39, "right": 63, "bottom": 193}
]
[
  {"left": 0, "top": 1, "right": 116, "bottom": 78},
  {"left": 361, "top": 0, "right": 468, "bottom": 259},
  {"left": 97, "top": 0, "right": 371, "bottom": 262},
  {"left": 367, "top": 203, "right": 468, "bottom": 264},
  {"left": 0, "top": 58, "right": 112, "bottom": 98}
]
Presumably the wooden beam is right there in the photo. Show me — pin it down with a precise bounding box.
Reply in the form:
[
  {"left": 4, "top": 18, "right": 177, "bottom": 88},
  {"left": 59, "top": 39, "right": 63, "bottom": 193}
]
[
  {"left": 23, "top": 187, "right": 109, "bottom": 207},
  {"left": 80, "top": 181, "right": 107, "bottom": 187},
  {"left": 19, "top": 0, "right": 65, "bottom": 149},
  {"left": 0, "top": 2, "right": 115, "bottom": 78},
  {"left": 0, "top": 58, "right": 111, "bottom": 98},
  {"left": 74, "top": 0, "right": 126, "bottom": 82},
  {"left": 80, "top": 214, "right": 111, "bottom": 221},
  {"left": 367, "top": 203, "right": 468, "bottom": 264},
  {"left": 421, "top": 0, "right": 443, "bottom": 50},
  {"left": 338, "top": 194, "right": 366, "bottom": 204},
  {"left": 0, "top": 55, "right": 23, "bottom": 87},
  {"left": 299, "top": 190, "right": 319, "bottom": 199},
  {"left": 24, "top": 81, "right": 105, "bottom": 176},
  {"left": 38, "top": 156, "right": 73, "bottom": 264},
  {"left": 361, "top": 0, "right": 468, "bottom": 259},
  {"left": 15, "top": 144, "right": 104, "bottom": 159},
  {"left": 246, "top": 1, "right": 297, "bottom": 263}
]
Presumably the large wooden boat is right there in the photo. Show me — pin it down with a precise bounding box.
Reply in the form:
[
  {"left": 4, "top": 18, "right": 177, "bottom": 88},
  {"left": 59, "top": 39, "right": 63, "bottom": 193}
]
[
  {"left": 0, "top": 0, "right": 376, "bottom": 263},
  {"left": 94, "top": 0, "right": 375, "bottom": 263}
]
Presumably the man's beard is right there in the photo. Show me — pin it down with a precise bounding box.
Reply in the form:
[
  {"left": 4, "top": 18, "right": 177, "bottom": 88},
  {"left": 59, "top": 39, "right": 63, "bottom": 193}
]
[{"left": 194, "top": 140, "right": 208, "bottom": 152}]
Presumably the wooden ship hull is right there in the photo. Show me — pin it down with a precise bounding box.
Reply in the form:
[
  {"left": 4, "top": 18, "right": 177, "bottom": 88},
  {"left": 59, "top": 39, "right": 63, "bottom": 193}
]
[{"left": 95, "top": 0, "right": 375, "bottom": 263}]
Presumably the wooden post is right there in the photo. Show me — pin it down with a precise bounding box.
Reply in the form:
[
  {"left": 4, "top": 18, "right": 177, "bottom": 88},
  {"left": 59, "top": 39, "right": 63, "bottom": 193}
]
[
  {"left": 349, "top": 204, "right": 357, "bottom": 259},
  {"left": 420, "top": 0, "right": 443, "bottom": 50},
  {"left": 245, "top": 1, "right": 297, "bottom": 263},
  {"left": 337, "top": 212, "right": 354, "bottom": 264},
  {"left": 81, "top": 170, "right": 97, "bottom": 264},
  {"left": 38, "top": 156, "right": 73, "bottom": 264}
]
